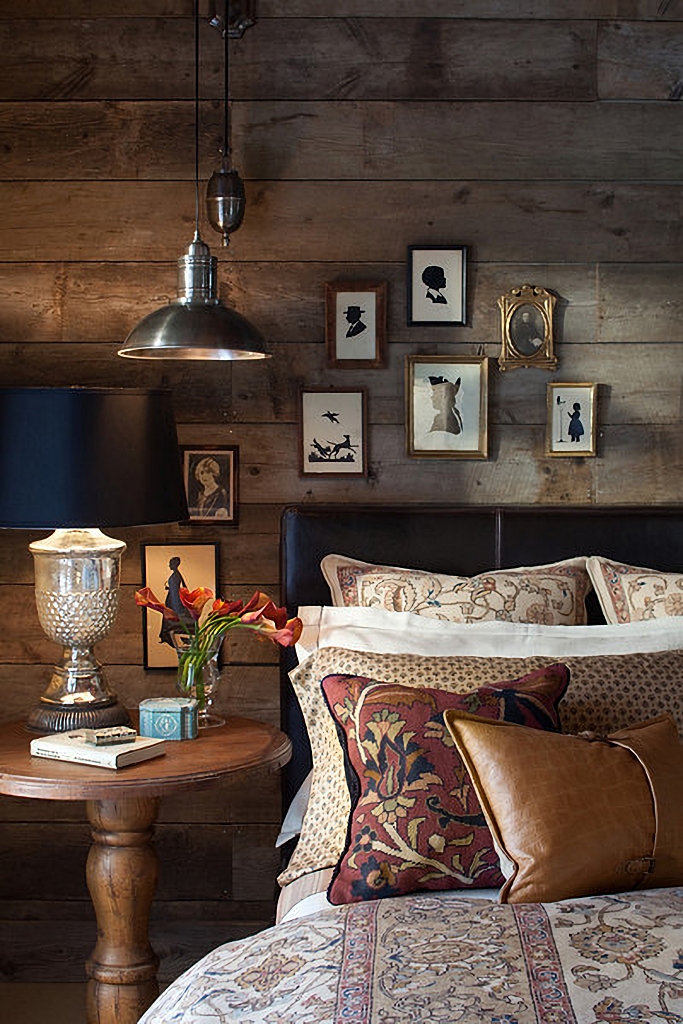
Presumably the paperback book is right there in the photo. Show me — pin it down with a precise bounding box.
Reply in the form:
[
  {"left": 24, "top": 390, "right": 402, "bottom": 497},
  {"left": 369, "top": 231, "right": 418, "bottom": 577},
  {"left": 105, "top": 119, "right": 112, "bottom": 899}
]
[{"left": 30, "top": 730, "right": 166, "bottom": 769}]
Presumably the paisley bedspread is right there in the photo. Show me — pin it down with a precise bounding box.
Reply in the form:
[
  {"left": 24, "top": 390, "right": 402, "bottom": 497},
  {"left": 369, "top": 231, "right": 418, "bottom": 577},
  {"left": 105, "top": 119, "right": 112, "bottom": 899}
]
[{"left": 139, "top": 887, "right": 683, "bottom": 1024}]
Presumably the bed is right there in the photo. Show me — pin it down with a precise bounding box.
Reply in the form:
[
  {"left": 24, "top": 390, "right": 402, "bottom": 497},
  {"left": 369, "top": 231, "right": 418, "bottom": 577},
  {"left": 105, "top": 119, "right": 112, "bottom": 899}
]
[{"left": 139, "top": 504, "right": 683, "bottom": 1024}]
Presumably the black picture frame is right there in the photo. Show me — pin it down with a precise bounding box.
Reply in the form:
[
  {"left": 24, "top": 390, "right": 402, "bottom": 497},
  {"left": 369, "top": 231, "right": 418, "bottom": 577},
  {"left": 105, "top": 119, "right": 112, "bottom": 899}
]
[
  {"left": 407, "top": 245, "right": 467, "bottom": 326},
  {"left": 141, "top": 541, "right": 219, "bottom": 669},
  {"left": 180, "top": 445, "right": 239, "bottom": 525}
]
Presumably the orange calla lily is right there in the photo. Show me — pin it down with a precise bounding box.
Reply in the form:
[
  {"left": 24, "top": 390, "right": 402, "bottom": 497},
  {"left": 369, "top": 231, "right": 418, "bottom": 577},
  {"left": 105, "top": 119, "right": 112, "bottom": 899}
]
[
  {"left": 179, "top": 587, "right": 214, "bottom": 620},
  {"left": 134, "top": 587, "right": 180, "bottom": 621}
]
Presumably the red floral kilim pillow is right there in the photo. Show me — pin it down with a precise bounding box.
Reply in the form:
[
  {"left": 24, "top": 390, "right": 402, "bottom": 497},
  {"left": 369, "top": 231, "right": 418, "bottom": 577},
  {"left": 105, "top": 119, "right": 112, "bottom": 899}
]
[{"left": 322, "top": 664, "right": 569, "bottom": 905}]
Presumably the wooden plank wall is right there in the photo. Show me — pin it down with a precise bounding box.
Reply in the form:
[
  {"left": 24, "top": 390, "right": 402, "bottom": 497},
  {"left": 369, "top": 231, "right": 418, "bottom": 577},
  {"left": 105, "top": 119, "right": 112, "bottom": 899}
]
[{"left": 0, "top": 0, "right": 682, "bottom": 985}]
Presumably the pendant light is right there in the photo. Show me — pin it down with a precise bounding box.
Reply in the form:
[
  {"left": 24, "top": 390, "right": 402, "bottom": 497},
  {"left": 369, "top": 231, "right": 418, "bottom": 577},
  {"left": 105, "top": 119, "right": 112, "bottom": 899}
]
[{"left": 118, "top": 1, "right": 269, "bottom": 361}]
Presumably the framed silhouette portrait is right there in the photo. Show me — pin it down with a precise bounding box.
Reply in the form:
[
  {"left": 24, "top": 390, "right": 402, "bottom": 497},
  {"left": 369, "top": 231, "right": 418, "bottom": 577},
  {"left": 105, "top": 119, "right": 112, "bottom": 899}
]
[
  {"left": 141, "top": 542, "right": 219, "bottom": 668},
  {"left": 546, "top": 383, "right": 598, "bottom": 457},
  {"left": 299, "top": 388, "right": 367, "bottom": 477},
  {"left": 325, "top": 281, "right": 387, "bottom": 369},
  {"left": 406, "top": 355, "right": 488, "bottom": 459},
  {"left": 407, "top": 245, "right": 467, "bottom": 325},
  {"left": 180, "top": 445, "right": 238, "bottom": 524},
  {"left": 498, "top": 284, "right": 558, "bottom": 371}
]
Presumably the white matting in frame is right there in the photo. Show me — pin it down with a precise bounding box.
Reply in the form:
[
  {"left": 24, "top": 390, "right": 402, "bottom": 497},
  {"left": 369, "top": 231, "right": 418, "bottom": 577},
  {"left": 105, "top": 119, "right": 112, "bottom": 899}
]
[
  {"left": 300, "top": 389, "right": 367, "bottom": 476},
  {"left": 408, "top": 245, "right": 467, "bottom": 325},
  {"left": 406, "top": 355, "right": 488, "bottom": 458},
  {"left": 141, "top": 542, "right": 219, "bottom": 668},
  {"left": 546, "top": 383, "right": 598, "bottom": 457}
]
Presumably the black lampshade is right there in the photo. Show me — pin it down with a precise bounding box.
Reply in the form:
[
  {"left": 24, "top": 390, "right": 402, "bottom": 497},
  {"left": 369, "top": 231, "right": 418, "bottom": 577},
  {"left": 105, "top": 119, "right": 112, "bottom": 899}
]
[{"left": 0, "top": 387, "right": 188, "bottom": 529}]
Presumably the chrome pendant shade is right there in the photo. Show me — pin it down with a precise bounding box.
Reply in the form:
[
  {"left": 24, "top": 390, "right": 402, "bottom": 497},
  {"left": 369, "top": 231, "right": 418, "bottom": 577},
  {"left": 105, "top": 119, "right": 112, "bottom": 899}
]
[
  {"left": 118, "top": 1, "right": 268, "bottom": 361},
  {"left": 118, "top": 236, "right": 268, "bottom": 360}
]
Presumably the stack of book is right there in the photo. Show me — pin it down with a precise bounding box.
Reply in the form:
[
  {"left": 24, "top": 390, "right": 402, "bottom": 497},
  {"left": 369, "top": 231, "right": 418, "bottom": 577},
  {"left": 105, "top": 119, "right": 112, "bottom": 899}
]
[{"left": 30, "top": 729, "right": 166, "bottom": 769}]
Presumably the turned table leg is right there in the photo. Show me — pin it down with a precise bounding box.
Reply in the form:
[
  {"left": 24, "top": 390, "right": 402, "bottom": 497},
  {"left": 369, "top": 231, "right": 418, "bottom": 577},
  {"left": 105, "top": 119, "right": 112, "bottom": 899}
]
[{"left": 84, "top": 797, "right": 161, "bottom": 1024}]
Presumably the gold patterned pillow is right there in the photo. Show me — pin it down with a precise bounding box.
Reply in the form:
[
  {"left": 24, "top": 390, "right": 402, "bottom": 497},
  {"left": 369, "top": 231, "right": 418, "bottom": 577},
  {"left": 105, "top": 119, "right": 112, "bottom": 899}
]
[
  {"left": 587, "top": 556, "right": 683, "bottom": 624},
  {"left": 321, "top": 554, "right": 591, "bottom": 626},
  {"left": 279, "top": 645, "right": 683, "bottom": 887}
]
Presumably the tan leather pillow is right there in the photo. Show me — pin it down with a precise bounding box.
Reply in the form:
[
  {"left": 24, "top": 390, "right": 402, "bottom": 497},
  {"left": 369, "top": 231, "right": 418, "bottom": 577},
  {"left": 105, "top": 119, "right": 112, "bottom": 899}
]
[{"left": 443, "top": 711, "right": 683, "bottom": 904}]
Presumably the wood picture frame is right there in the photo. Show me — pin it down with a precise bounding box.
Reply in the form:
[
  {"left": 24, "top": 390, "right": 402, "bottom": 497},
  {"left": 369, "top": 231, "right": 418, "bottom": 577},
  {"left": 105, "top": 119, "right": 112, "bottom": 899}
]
[
  {"left": 406, "top": 355, "right": 488, "bottom": 459},
  {"left": 180, "top": 445, "right": 238, "bottom": 524},
  {"left": 497, "top": 283, "right": 558, "bottom": 371},
  {"left": 407, "top": 245, "right": 467, "bottom": 325},
  {"left": 141, "top": 542, "right": 219, "bottom": 669},
  {"left": 325, "top": 281, "right": 387, "bottom": 368},
  {"left": 299, "top": 388, "right": 368, "bottom": 477},
  {"left": 546, "top": 382, "right": 598, "bottom": 457}
]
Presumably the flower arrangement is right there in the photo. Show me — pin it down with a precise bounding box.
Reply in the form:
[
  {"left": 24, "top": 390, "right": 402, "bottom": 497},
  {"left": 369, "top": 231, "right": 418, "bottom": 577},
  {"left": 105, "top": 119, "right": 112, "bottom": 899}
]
[{"left": 135, "top": 586, "right": 302, "bottom": 708}]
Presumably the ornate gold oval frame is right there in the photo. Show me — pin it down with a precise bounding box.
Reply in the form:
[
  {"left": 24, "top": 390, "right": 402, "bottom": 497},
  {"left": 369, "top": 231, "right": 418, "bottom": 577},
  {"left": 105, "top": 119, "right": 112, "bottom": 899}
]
[{"left": 497, "top": 284, "right": 558, "bottom": 371}]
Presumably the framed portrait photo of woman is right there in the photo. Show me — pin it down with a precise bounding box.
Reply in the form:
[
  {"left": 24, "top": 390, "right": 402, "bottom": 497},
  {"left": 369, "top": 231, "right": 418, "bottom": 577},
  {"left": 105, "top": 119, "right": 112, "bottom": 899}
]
[{"left": 180, "top": 446, "right": 239, "bottom": 524}]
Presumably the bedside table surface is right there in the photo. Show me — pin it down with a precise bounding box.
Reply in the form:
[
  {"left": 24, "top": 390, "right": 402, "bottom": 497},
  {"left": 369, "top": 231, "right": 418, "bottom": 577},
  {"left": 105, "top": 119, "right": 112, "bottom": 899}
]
[{"left": 0, "top": 716, "right": 292, "bottom": 801}]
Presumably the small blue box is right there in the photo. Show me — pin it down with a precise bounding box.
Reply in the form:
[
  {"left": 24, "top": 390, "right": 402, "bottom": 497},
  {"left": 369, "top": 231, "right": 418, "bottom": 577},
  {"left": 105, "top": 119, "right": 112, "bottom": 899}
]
[{"left": 139, "top": 697, "right": 198, "bottom": 740}]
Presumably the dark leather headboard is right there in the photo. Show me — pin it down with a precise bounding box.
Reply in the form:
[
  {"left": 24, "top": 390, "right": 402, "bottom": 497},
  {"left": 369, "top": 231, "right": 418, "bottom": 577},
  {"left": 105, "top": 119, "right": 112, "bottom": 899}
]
[{"left": 279, "top": 504, "right": 683, "bottom": 806}]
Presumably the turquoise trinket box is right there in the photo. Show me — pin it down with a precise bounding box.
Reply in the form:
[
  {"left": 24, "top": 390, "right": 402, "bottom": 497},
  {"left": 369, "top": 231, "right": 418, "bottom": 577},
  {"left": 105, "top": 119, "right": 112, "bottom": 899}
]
[{"left": 139, "top": 697, "right": 198, "bottom": 740}]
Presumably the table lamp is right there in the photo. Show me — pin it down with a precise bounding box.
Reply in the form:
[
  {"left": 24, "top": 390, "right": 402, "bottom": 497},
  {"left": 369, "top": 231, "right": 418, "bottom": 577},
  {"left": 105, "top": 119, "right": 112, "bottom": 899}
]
[{"left": 0, "top": 387, "right": 189, "bottom": 732}]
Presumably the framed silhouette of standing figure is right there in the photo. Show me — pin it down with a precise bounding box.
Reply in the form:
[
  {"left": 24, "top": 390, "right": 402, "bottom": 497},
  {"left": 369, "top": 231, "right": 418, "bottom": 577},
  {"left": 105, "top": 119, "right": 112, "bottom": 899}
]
[
  {"left": 407, "top": 245, "right": 467, "bottom": 325},
  {"left": 546, "top": 383, "right": 598, "bottom": 457}
]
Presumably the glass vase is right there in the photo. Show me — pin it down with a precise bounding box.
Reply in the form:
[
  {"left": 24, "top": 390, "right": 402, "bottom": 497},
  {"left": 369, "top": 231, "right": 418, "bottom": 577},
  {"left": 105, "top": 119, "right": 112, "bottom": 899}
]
[{"left": 172, "top": 633, "right": 225, "bottom": 729}]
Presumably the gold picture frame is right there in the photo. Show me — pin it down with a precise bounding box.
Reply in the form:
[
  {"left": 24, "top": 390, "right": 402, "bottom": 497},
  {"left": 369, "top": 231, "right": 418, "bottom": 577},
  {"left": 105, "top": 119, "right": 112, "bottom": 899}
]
[
  {"left": 546, "top": 382, "right": 598, "bottom": 457},
  {"left": 497, "top": 284, "right": 557, "bottom": 371},
  {"left": 405, "top": 355, "right": 488, "bottom": 459}
]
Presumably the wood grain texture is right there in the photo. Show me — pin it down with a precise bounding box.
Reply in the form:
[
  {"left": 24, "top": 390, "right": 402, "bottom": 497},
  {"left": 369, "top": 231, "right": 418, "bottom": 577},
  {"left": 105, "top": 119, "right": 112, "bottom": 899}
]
[
  {"left": 0, "top": 181, "right": 679, "bottom": 264},
  {"left": 0, "top": 2, "right": 678, "bottom": 19},
  {"left": 598, "top": 21, "right": 683, "bottom": 98},
  {"left": 0, "top": 18, "right": 596, "bottom": 102},
  {"left": 5, "top": 100, "right": 681, "bottom": 182},
  {"left": 1, "top": 0, "right": 682, "bottom": 988}
]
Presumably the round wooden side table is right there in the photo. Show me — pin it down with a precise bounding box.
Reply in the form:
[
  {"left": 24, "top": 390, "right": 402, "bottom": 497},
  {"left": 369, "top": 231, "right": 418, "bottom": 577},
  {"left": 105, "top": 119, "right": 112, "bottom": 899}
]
[{"left": 0, "top": 716, "right": 292, "bottom": 1024}]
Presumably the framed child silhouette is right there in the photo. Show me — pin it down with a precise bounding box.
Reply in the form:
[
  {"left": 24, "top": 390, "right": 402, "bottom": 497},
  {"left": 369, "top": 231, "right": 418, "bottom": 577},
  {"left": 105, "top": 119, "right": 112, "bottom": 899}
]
[{"left": 546, "top": 383, "right": 598, "bottom": 457}]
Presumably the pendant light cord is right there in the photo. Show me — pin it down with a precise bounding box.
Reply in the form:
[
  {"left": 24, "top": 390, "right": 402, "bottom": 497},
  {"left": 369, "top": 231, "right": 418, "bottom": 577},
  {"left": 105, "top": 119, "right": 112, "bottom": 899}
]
[
  {"left": 223, "top": 19, "right": 231, "bottom": 164},
  {"left": 194, "top": 0, "right": 201, "bottom": 241}
]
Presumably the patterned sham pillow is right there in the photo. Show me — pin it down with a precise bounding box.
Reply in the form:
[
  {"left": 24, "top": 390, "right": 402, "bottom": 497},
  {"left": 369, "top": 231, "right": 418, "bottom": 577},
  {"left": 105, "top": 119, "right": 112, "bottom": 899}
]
[
  {"left": 322, "top": 664, "right": 569, "bottom": 905},
  {"left": 321, "top": 554, "right": 591, "bottom": 626},
  {"left": 587, "top": 556, "right": 683, "bottom": 624}
]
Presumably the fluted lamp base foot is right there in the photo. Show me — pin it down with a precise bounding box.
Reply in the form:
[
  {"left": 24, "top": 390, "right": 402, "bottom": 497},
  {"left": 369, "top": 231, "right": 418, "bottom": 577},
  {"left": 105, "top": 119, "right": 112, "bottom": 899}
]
[{"left": 27, "top": 699, "right": 132, "bottom": 734}]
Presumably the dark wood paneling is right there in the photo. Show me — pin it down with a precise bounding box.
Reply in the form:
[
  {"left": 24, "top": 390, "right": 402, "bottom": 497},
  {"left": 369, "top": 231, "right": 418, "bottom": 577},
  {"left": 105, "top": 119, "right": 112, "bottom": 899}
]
[
  {"left": 0, "top": 2, "right": 678, "bottom": 19},
  {"left": 0, "top": 19, "right": 596, "bottom": 101},
  {"left": 5, "top": 100, "right": 681, "bottom": 182},
  {"left": 598, "top": 21, "right": 683, "bottom": 98},
  {"left": 0, "top": 182, "right": 681, "bottom": 264},
  {"left": 0, "top": 0, "right": 682, "bottom": 988}
]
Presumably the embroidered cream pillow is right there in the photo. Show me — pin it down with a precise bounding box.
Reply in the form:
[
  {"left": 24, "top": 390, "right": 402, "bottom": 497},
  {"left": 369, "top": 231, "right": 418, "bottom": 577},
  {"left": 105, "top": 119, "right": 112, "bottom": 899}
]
[
  {"left": 587, "top": 556, "right": 683, "bottom": 624},
  {"left": 321, "top": 554, "right": 591, "bottom": 626}
]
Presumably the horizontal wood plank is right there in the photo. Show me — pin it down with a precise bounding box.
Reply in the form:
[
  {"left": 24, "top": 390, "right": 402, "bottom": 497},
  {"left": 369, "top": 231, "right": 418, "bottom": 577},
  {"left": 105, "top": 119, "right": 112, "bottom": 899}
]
[
  {"left": 0, "top": 899, "right": 277, "bottom": 983},
  {"left": 4, "top": 261, "right": 683, "bottom": 351},
  {"left": 598, "top": 21, "right": 683, "bottom": 98},
  {"left": 4, "top": 100, "right": 681, "bottom": 181},
  {"left": 0, "top": 2, "right": 678, "bottom": 20},
  {"left": 0, "top": 182, "right": 679, "bottom": 264},
  {"left": 0, "top": 19, "right": 596, "bottom": 101},
  {"left": 0, "top": 821, "right": 280, "bottom": 901}
]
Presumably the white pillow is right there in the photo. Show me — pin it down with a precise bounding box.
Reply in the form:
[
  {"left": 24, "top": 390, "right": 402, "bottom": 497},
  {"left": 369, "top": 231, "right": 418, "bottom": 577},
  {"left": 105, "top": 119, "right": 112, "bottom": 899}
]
[{"left": 295, "top": 604, "right": 683, "bottom": 662}]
